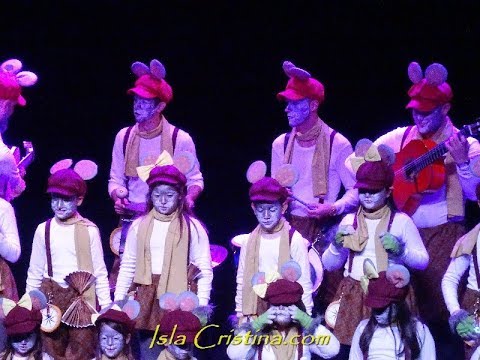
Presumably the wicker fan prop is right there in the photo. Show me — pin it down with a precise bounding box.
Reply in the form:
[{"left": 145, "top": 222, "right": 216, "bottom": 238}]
[{"left": 61, "top": 271, "right": 98, "bottom": 328}]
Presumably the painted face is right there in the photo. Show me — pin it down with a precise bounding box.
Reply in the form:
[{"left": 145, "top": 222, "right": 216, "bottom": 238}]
[
  {"left": 99, "top": 323, "right": 126, "bottom": 359},
  {"left": 373, "top": 304, "right": 397, "bottom": 325},
  {"left": 412, "top": 106, "right": 444, "bottom": 137},
  {"left": 167, "top": 343, "right": 193, "bottom": 360},
  {"left": 285, "top": 99, "right": 311, "bottom": 127},
  {"left": 51, "top": 195, "right": 79, "bottom": 221},
  {"left": 358, "top": 188, "right": 389, "bottom": 211},
  {"left": 0, "top": 99, "right": 15, "bottom": 133},
  {"left": 151, "top": 184, "right": 181, "bottom": 215},
  {"left": 11, "top": 332, "right": 37, "bottom": 356},
  {"left": 133, "top": 96, "right": 159, "bottom": 123},
  {"left": 252, "top": 202, "right": 283, "bottom": 231},
  {"left": 270, "top": 305, "right": 292, "bottom": 326}
]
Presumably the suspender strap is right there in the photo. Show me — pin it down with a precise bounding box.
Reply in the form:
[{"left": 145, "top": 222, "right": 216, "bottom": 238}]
[
  {"left": 473, "top": 245, "right": 480, "bottom": 289},
  {"left": 400, "top": 126, "right": 413, "bottom": 150},
  {"left": 172, "top": 126, "right": 179, "bottom": 153},
  {"left": 283, "top": 132, "right": 291, "bottom": 153},
  {"left": 187, "top": 218, "right": 192, "bottom": 262},
  {"left": 45, "top": 219, "right": 53, "bottom": 278},
  {"left": 122, "top": 126, "right": 133, "bottom": 155},
  {"left": 289, "top": 226, "right": 295, "bottom": 246}
]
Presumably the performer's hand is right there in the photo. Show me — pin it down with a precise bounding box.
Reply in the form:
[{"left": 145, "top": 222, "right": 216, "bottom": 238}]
[
  {"left": 449, "top": 309, "right": 480, "bottom": 341},
  {"left": 306, "top": 203, "right": 336, "bottom": 220},
  {"left": 380, "top": 232, "right": 405, "bottom": 257},
  {"left": 185, "top": 194, "right": 195, "bottom": 210},
  {"left": 251, "top": 308, "right": 275, "bottom": 332},
  {"left": 288, "top": 305, "right": 313, "bottom": 329},
  {"left": 446, "top": 133, "right": 469, "bottom": 165},
  {"left": 114, "top": 198, "right": 132, "bottom": 215},
  {"left": 334, "top": 225, "right": 354, "bottom": 249}
]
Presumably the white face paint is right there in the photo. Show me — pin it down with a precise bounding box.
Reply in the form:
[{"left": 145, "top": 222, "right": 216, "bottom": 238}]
[
  {"left": 99, "top": 323, "right": 126, "bottom": 359},
  {"left": 270, "top": 305, "right": 292, "bottom": 326},
  {"left": 11, "top": 332, "right": 37, "bottom": 356},
  {"left": 167, "top": 343, "right": 193, "bottom": 360},
  {"left": 133, "top": 96, "right": 159, "bottom": 123},
  {"left": 0, "top": 99, "right": 14, "bottom": 133},
  {"left": 412, "top": 106, "right": 444, "bottom": 137},
  {"left": 51, "top": 195, "right": 79, "bottom": 221},
  {"left": 285, "top": 99, "right": 311, "bottom": 127},
  {"left": 358, "top": 188, "right": 389, "bottom": 212},
  {"left": 252, "top": 202, "right": 283, "bottom": 231},
  {"left": 151, "top": 184, "right": 181, "bottom": 215},
  {"left": 373, "top": 304, "right": 397, "bottom": 325}
]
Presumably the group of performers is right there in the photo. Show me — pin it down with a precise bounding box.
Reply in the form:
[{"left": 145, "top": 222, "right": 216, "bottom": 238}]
[{"left": 1, "top": 55, "right": 480, "bottom": 360}]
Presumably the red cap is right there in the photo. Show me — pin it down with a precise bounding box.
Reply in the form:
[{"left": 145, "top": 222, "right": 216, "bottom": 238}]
[
  {"left": 249, "top": 177, "right": 288, "bottom": 203},
  {"left": 146, "top": 165, "right": 187, "bottom": 188},
  {"left": 406, "top": 79, "right": 452, "bottom": 112},
  {"left": 277, "top": 77, "right": 325, "bottom": 104},
  {"left": 95, "top": 308, "right": 135, "bottom": 334},
  {"left": 365, "top": 271, "right": 409, "bottom": 309},
  {"left": 354, "top": 161, "right": 394, "bottom": 191},
  {"left": 128, "top": 74, "right": 173, "bottom": 103},
  {"left": 47, "top": 169, "right": 87, "bottom": 197},
  {"left": 264, "top": 279, "right": 304, "bottom": 306},
  {"left": 0, "top": 72, "right": 25, "bottom": 106},
  {"left": 159, "top": 310, "right": 202, "bottom": 343},
  {"left": 4, "top": 306, "right": 42, "bottom": 336}
]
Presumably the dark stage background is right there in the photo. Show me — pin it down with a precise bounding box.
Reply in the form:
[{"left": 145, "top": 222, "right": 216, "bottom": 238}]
[{"left": 3, "top": 1, "right": 480, "bottom": 358}]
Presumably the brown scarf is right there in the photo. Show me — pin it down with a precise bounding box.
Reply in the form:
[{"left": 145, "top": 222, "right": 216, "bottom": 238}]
[
  {"left": 3, "top": 352, "right": 36, "bottom": 360},
  {"left": 57, "top": 213, "right": 96, "bottom": 308},
  {"left": 451, "top": 223, "right": 480, "bottom": 258},
  {"left": 405, "top": 117, "right": 464, "bottom": 220},
  {"left": 134, "top": 209, "right": 189, "bottom": 299},
  {"left": 242, "top": 218, "right": 291, "bottom": 316},
  {"left": 342, "top": 205, "right": 391, "bottom": 272},
  {"left": 283, "top": 117, "right": 331, "bottom": 199},
  {"left": 100, "top": 354, "right": 129, "bottom": 360},
  {"left": 269, "top": 327, "right": 300, "bottom": 360},
  {"left": 157, "top": 349, "right": 194, "bottom": 360},
  {"left": 124, "top": 115, "right": 174, "bottom": 177}
]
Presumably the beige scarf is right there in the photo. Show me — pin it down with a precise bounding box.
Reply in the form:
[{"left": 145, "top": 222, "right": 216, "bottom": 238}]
[
  {"left": 57, "top": 213, "right": 96, "bottom": 308},
  {"left": 451, "top": 223, "right": 480, "bottom": 258},
  {"left": 157, "top": 349, "right": 194, "bottom": 360},
  {"left": 242, "top": 218, "right": 290, "bottom": 316},
  {"left": 134, "top": 209, "right": 189, "bottom": 298},
  {"left": 100, "top": 355, "right": 129, "bottom": 360},
  {"left": 4, "top": 353, "right": 35, "bottom": 360},
  {"left": 342, "top": 205, "right": 391, "bottom": 272},
  {"left": 269, "top": 327, "right": 300, "bottom": 360},
  {"left": 124, "top": 115, "right": 174, "bottom": 177},
  {"left": 283, "top": 117, "right": 331, "bottom": 199},
  {"left": 405, "top": 117, "right": 464, "bottom": 220}
]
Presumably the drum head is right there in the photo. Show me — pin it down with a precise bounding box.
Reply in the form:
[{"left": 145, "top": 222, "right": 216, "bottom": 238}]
[
  {"left": 325, "top": 300, "right": 340, "bottom": 329},
  {"left": 109, "top": 228, "right": 121, "bottom": 256},
  {"left": 308, "top": 248, "right": 324, "bottom": 293},
  {"left": 41, "top": 304, "right": 62, "bottom": 333},
  {"left": 211, "top": 245, "right": 228, "bottom": 268}
]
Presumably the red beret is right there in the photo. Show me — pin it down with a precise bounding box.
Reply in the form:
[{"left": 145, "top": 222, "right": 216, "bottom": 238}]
[
  {"left": 95, "top": 308, "right": 135, "bottom": 334},
  {"left": 365, "top": 272, "right": 409, "bottom": 309},
  {"left": 4, "top": 306, "right": 42, "bottom": 336},
  {"left": 159, "top": 310, "right": 202, "bottom": 343},
  {"left": 264, "top": 279, "right": 303, "bottom": 306},
  {"left": 128, "top": 74, "right": 173, "bottom": 104},
  {"left": 406, "top": 79, "right": 452, "bottom": 112},
  {"left": 249, "top": 177, "right": 288, "bottom": 203},
  {"left": 146, "top": 165, "right": 187, "bottom": 188},
  {"left": 0, "top": 72, "right": 25, "bottom": 106},
  {"left": 47, "top": 169, "right": 87, "bottom": 197},
  {"left": 355, "top": 161, "right": 394, "bottom": 191},
  {"left": 277, "top": 77, "right": 325, "bottom": 104}
]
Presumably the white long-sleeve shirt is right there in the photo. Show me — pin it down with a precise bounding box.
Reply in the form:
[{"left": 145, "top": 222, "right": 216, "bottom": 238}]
[
  {"left": 442, "top": 232, "right": 480, "bottom": 315},
  {"left": 349, "top": 319, "right": 436, "bottom": 359},
  {"left": 322, "top": 212, "right": 429, "bottom": 280},
  {"left": 26, "top": 217, "right": 112, "bottom": 309},
  {"left": 271, "top": 123, "right": 358, "bottom": 217},
  {"left": 0, "top": 134, "right": 25, "bottom": 201},
  {"left": 373, "top": 125, "right": 480, "bottom": 228},
  {"left": 227, "top": 323, "right": 340, "bottom": 360},
  {"left": 234, "top": 230, "right": 314, "bottom": 315},
  {"left": 114, "top": 217, "right": 213, "bottom": 306},
  {"left": 108, "top": 122, "right": 204, "bottom": 204},
  {"left": 0, "top": 197, "right": 20, "bottom": 263}
]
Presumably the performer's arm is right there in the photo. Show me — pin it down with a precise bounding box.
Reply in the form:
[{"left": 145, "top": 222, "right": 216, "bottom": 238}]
[
  {"left": 26, "top": 224, "right": 46, "bottom": 292},
  {"left": 309, "top": 323, "right": 341, "bottom": 359},
  {"left": 348, "top": 320, "right": 367, "bottom": 360},
  {"left": 108, "top": 129, "right": 128, "bottom": 200},
  {"left": 226, "top": 329, "right": 254, "bottom": 360},
  {"left": 0, "top": 201, "right": 20, "bottom": 262},
  {"left": 333, "top": 139, "right": 358, "bottom": 215},
  {"left": 175, "top": 131, "right": 204, "bottom": 196},
  {"left": 190, "top": 219, "right": 213, "bottom": 306},
  {"left": 455, "top": 137, "right": 480, "bottom": 201},
  {"left": 418, "top": 322, "right": 436, "bottom": 360},
  {"left": 291, "top": 232, "right": 314, "bottom": 315},
  {"left": 235, "top": 237, "right": 248, "bottom": 315},
  {"left": 90, "top": 227, "right": 112, "bottom": 309},
  {"left": 399, "top": 215, "right": 429, "bottom": 270},
  {"left": 441, "top": 255, "right": 470, "bottom": 314},
  {"left": 113, "top": 222, "right": 138, "bottom": 301}
]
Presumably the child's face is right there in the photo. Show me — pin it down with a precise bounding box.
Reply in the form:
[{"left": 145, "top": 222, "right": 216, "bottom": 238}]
[
  {"left": 151, "top": 184, "right": 181, "bottom": 215},
  {"left": 358, "top": 188, "right": 390, "bottom": 212},
  {"left": 251, "top": 201, "right": 284, "bottom": 231},
  {"left": 51, "top": 195, "right": 79, "bottom": 220},
  {"left": 99, "top": 323, "right": 126, "bottom": 358},
  {"left": 11, "top": 332, "right": 37, "bottom": 356}
]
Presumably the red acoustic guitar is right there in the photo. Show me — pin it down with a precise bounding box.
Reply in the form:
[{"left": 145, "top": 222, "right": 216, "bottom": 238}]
[{"left": 392, "top": 121, "right": 480, "bottom": 216}]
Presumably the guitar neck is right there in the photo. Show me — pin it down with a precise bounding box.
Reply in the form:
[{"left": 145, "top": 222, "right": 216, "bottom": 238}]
[{"left": 399, "top": 141, "right": 448, "bottom": 177}]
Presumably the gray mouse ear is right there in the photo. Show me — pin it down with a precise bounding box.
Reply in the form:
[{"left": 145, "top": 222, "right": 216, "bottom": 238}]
[
  {"left": 282, "top": 60, "right": 310, "bottom": 80},
  {"left": 425, "top": 63, "right": 448, "bottom": 86},
  {"left": 150, "top": 59, "right": 166, "bottom": 80},
  {"left": 131, "top": 61, "right": 150, "bottom": 77},
  {"left": 407, "top": 62, "right": 423, "bottom": 84}
]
